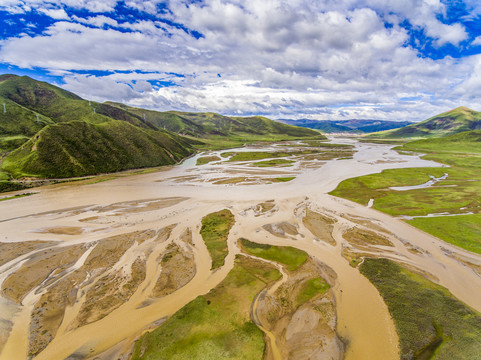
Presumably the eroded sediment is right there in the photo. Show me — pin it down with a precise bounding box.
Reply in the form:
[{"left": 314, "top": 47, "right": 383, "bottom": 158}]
[{"left": 0, "top": 138, "right": 480, "bottom": 360}]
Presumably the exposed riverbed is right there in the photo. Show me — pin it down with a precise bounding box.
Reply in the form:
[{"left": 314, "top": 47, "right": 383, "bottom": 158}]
[{"left": 1, "top": 137, "right": 480, "bottom": 360}]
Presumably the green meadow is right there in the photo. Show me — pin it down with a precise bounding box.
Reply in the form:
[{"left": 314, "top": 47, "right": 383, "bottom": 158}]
[{"left": 331, "top": 130, "right": 481, "bottom": 254}]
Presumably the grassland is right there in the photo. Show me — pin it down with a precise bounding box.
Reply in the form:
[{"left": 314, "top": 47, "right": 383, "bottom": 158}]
[
  {"left": 130, "top": 255, "right": 280, "bottom": 360},
  {"left": 407, "top": 215, "right": 481, "bottom": 254},
  {"left": 200, "top": 210, "right": 235, "bottom": 270},
  {"left": 360, "top": 258, "right": 481, "bottom": 360},
  {"left": 0, "top": 192, "right": 34, "bottom": 202},
  {"left": 273, "top": 177, "right": 295, "bottom": 182},
  {"left": 238, "top": 238, "right": 308, "bottom": 271},
  {"left": 2, "top": 120, "right": 194, "bottom": 178},
  {"left": 251, "top": 159, "right": 295, "bottom": 167},
  {"left": 331, "top": 130, "right": 481, "bottom": 254},
  {"left": 295, "top": 277, "right": 330, "bottom": 306},
  {"left": 196, "top": 156, "right": 221, "bottom": 165},
  {"left": 226, "top": 148, "right": 349, "bottom": 162}
]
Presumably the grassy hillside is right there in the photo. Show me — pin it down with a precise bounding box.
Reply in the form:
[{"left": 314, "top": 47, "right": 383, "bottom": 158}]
[
  {"left": 106, "top": 102, "right": 321, "bottom": 140},
  {"left": 368, "top": 107, "right": 481, "bottom": 139},
  {"left": 0, "top": 75, "right": 155, "bottom": 133},
  {"left": 2, "top": 120, "right": 193, "bottom": 178}
]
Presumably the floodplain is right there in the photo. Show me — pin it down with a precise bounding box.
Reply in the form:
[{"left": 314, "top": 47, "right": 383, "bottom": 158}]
[{"left": 0, "top": 137, "right": 480, "bottom": 360}]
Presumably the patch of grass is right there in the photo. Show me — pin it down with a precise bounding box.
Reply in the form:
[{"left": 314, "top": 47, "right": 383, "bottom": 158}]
[
  {"left": 85, "top": 177, "right": 117, "bottom": 185},
  {"left": 239, "top": 238, "right": 308, "bottom": 271},
  {"left": 0, "top": 192, "right": 34, "bottom": 201},
  {"left": 212, "top": 177, "right": 246, "bottom": 185},
  {"left": 196, "top": 156, "right": 221, "bottom": 165},
  {"left": 296, "top": 277, "right": 330, "bottom": 306},
  {"left": 251, "top": 159, "right": 295, "bottom": 167},
  {"left": 0, "top": 172, "right": 10, "bottom": 181},
  {"left": 360, "top": 258, "right": 481, "bottom": 360},
  {"left": 130, "top": 255, "right": 280, "bottom": 360},
  {"left": 200, "top": 209, "right": 235, "bottom": 270},
  {"left": 0, "top": 180, "right": 28, "bottom": 193},
  {"left": 228, "top": 151, "right": 291, "bottom": 162},
  {"left": 407, "top": 214, "right": 481, "bottom": 255},
  {"left": 273, "top": 177, "right": 295, "bottom": 182}
]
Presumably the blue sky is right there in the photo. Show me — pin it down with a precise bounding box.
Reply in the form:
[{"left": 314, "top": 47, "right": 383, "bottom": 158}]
[{"left": 1, "top": 0, "right": 481, "bottom": 121}]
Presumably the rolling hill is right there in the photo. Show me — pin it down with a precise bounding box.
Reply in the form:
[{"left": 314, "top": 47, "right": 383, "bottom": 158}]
[
  {"left": 107, "top": 102, "right": 320, "bottom": 139},
  {"left": 368, "top": 107, "right": 481, "bottom": 139},
  {"left": 279, "top": 118, "right": 412, "bottom": 134},
  {"left": 0, "top": 74, "right": 321, "bottom": 185},
  {"left": 2, "top": 120, "right": 193, "bottom": 178}
]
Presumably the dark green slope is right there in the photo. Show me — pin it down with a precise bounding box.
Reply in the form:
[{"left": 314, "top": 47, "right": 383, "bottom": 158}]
[
  {"left": 2, "top": 120, "right": 194, "bottom": 178},
  {"left": 369, "top": 106, "right": 481, "bottom": 139}
]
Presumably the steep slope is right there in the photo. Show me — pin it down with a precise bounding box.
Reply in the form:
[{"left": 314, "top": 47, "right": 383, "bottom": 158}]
[
  {"left": 2, "top": 120, "right": 194, "bottom": 178},
  {"left": 0, "top": 75, "right": 155, "bottom": 133},
  {"left": 368, "top": 107, "right": 481, "bottom": 139}
]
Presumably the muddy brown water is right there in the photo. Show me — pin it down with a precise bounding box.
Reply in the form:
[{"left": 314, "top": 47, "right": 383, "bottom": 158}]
[{"left": 1, "top": 137, "right": 480, "bottom": 360}]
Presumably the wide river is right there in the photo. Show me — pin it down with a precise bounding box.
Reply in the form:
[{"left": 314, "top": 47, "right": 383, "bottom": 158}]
[{"left": 1, "top": 136, "right": 480, "bottom": 360}]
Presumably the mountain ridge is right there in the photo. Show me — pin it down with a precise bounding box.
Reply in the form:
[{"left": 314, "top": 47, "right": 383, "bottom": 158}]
[{"left": 279, "top": 118, "right": 413, "bottom": 134}]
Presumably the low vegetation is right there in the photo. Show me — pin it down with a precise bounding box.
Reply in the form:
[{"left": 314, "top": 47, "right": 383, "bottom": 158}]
[
  {"left": 295, "top": 277, "right": 330, "bottom": 306},
  {"left": 407, "top": 214, "right": 481, "bottom": 255},
  {"left": 200, "top": 209, "right": 235, "bottom": 269},
  {"left": 130, "top": 255, "right": 281, "bottom": 360},
  {"left": 331, "top": 130, "right": 481, "bottom": 254},
  {"left": 238, "top": 238, "right": 308, "bottom": 271},
  {"left": 196, "top": 155, "right": 221, "bottom": 165},
  {"left": 273, "top": 176, "right": 295, "bottom": 182},
  {"left": 251, "top": 159, "right": 295, "bottom": 167},
  {"left": 2, "top": 120, "right": 194, "bottom": 178},
  {"left": 360, "top": 258, "right": 481, "bottom": 360}
]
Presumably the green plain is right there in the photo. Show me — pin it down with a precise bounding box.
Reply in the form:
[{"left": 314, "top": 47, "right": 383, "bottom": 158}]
[
  {"left": 331, "top": 131, "right": 481, "bottom": 254},
  {"left": 239, "top": 238, "right": 308, "bottom": 271},
  {"left": 407, "top": 215, "right": 481, "bottom": 254}
]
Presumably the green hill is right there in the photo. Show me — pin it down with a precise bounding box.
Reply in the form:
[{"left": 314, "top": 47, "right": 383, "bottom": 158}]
[
  {"left": 106, "top": 103, "right": 321, "bottom": 139},
  {"left": 0, "top": 74, "right": 155, "bottom": 135},
  {"left": 0, "top": 74, "right": 321, "bottom": 184},
  {"left": 2, "top": 120, "right": 193, "bottom": 178},
  {"left": 368, "top": 107, "right": 481, "bottom": 139}
]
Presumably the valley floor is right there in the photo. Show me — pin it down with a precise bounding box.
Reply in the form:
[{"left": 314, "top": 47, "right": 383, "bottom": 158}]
[{"left": 0, "top": 137, "right": 480, "bottom": 359}]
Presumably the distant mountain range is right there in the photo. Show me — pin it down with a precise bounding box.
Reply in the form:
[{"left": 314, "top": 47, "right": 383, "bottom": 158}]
[
  {"left": 278, "top": 119, "right": 414, "bottom": 134},
  {"left": 367, "top": 106, "right": 481, "bottom": 139},
  {"left": 0, "top": 74, "right": 319, "bottom": 185}
]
